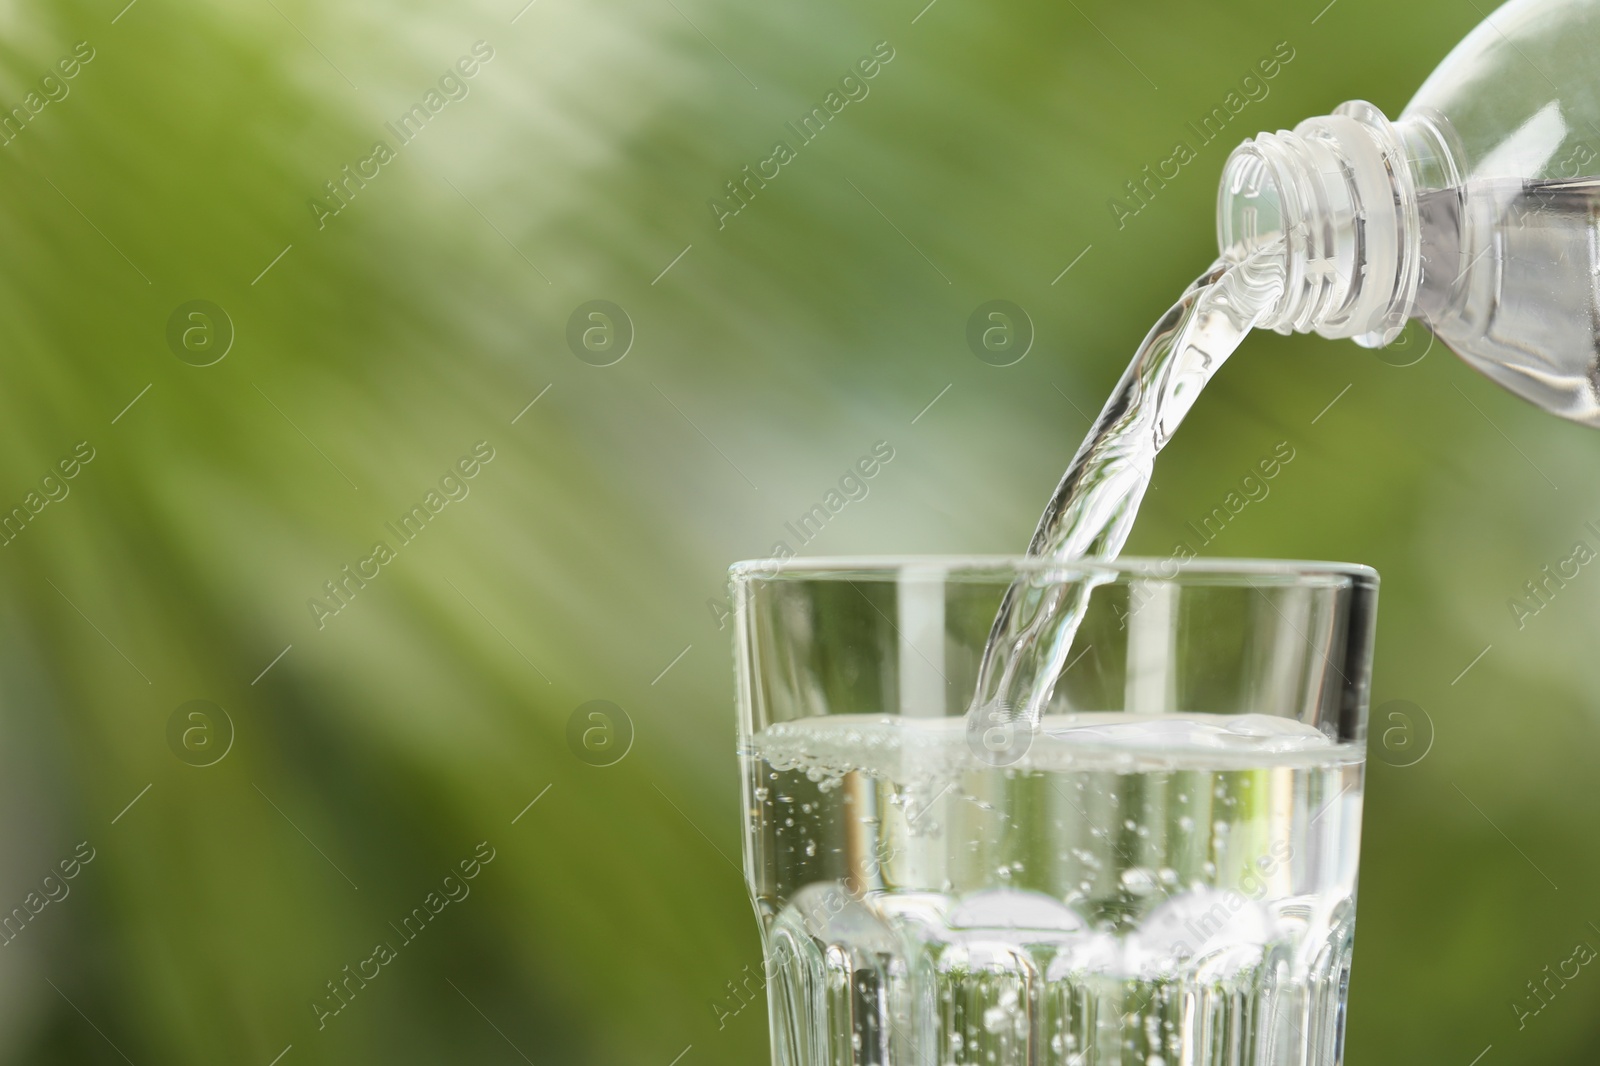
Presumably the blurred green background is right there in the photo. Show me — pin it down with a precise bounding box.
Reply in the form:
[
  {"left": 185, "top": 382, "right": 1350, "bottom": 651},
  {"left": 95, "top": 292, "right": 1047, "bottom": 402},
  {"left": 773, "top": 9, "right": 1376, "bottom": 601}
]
[{"left": 0, "top": 0, "right": 1596, "bottom": 1062}]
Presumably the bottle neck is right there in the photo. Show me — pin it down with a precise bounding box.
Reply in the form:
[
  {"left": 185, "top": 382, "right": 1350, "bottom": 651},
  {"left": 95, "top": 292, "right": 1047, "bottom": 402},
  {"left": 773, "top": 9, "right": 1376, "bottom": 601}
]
[{"left": 1217, "top": 100, "right": 1462, "bottom": 346}]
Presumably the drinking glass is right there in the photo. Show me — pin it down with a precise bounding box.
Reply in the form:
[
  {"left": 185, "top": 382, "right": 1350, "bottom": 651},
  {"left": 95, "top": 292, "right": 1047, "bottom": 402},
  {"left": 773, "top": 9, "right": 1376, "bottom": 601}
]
[{"left": 732, "top": 556, "right": 1377, "bottom": 1066}]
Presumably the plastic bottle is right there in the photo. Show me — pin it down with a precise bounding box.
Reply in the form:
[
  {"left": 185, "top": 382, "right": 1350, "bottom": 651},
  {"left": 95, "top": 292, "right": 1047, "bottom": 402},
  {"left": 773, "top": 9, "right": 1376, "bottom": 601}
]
[{"left": 1216, "top": 0, "right": 1600, "bottom": 424}]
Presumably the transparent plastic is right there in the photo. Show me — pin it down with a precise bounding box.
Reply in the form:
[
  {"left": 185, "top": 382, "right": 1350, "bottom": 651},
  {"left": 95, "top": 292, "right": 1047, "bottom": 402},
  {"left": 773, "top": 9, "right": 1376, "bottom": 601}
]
[{"left": 1218, "top": 0, "right": 1600, "bottom": 424}]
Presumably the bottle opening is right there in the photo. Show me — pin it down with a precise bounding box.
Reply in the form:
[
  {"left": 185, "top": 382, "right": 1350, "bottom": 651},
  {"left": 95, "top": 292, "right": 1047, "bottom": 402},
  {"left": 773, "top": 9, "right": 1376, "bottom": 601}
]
[
  {"left": 1218, "top": 151, "right": 1285, "bottom": 265},
  {"left": 1218, "top": 102, "right": 1431, "bottom": 347}
]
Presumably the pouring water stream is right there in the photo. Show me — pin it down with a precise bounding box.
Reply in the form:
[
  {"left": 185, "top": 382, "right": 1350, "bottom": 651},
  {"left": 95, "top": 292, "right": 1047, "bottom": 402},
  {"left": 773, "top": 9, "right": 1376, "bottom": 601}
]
[{"left": 966, "top": 246, "right": 1288, "bottom": 763}]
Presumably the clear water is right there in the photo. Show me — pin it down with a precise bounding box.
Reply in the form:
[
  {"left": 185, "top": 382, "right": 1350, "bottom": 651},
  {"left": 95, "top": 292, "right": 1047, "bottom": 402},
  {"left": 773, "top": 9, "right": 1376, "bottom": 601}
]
[
  {"left": 742, "top": 249, "right": 1367, "bottom": 1065},
  {"left": 967, "top": 250, "right": 1286, "bottom": 761},
  {"left": 745, "top": 713, "right": 1363, "bottom": 1066},
  {"left": 1416, "top": 177, "right": 1600, "bottom": 423}
]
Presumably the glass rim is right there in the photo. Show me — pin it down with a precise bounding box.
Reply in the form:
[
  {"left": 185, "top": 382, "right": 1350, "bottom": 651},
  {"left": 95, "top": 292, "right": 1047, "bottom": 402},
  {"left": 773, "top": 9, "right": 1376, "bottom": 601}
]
[{"left": 729, "top": 555, "right": 1378, "bottom": 586}]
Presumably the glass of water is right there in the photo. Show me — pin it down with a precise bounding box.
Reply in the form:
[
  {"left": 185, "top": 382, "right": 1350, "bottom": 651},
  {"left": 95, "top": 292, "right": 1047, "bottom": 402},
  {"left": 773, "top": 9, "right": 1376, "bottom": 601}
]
[{"left": 732, "top": 556, "right": 1377, "bottom": 1066}]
